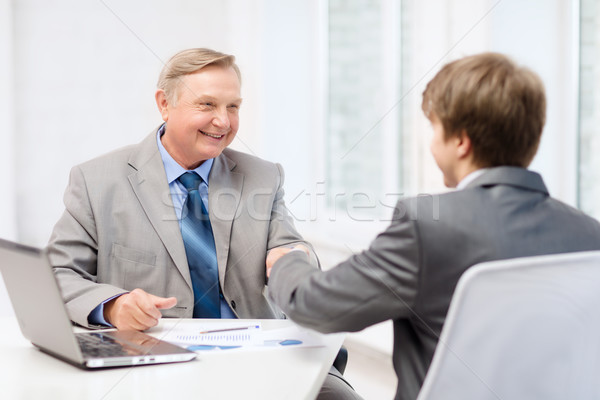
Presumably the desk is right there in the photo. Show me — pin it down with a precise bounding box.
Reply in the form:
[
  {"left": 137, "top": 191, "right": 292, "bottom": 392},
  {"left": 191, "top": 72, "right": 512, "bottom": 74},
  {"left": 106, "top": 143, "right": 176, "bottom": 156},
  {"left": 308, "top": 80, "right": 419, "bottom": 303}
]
[{"left": 0, "top": 317, "right": 345, "bottom": 400}]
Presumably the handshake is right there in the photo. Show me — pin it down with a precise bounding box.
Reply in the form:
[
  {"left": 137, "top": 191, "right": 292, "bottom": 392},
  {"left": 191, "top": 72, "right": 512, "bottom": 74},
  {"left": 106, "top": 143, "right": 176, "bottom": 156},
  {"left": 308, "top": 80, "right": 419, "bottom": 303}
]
[{"left": 266, "top": 244, "right": 310, "bottom": 278}]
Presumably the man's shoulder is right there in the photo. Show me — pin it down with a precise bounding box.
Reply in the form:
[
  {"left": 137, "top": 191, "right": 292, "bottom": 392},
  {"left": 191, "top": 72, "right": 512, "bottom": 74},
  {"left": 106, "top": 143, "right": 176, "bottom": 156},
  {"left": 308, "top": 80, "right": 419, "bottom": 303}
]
[
  {"left": 395, "top": 175, "right": 600, "bottom": 229},
  {"left": 393, "top": 190, "right": 456, "bottom": 224},
  {"left": 75, "top": 131, "right": 155, "bottom": 173},
  {"left": 543, "top": 195, "right": 600, "bottom": 229},
  {"left": 78, "top": 143, "right": 137, "bottom": 168}
]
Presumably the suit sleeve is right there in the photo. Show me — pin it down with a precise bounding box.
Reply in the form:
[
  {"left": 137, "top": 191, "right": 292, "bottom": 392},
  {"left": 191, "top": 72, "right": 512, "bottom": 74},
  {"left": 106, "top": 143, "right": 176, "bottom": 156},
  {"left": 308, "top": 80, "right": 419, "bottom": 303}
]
[
  {"left": 46, "top": 166, "right": 127, "bottom": 328},
  {"left": 266, "top": 163, "right": 320, "bottom": 269},
  {"left": 268, "top": 201, "right": 420, "bottom": 333}
]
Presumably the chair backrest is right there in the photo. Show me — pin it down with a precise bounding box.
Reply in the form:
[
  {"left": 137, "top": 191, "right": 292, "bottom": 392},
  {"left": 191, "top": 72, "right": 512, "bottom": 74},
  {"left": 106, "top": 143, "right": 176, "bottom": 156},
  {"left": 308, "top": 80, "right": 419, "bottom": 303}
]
[{"left": 417, "top": 251, "right": 600, "bottom": 400}]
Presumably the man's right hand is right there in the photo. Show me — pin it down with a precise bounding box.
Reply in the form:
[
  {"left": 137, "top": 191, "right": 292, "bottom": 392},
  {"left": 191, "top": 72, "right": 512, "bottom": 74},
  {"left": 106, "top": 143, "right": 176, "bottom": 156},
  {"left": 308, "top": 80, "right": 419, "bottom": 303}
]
[{"left": 104, "top": 288, "right": 177, "bottom": 331}]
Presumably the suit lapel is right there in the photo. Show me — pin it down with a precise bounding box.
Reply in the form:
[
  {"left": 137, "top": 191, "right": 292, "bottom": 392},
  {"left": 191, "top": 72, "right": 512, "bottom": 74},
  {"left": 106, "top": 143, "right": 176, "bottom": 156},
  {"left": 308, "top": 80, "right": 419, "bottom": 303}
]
[
  {"left": 209, "top": 152, "right": 243, "bottom": 285},
  {"left": 126, "top": 130, "right": 192, "bottom": 290}
]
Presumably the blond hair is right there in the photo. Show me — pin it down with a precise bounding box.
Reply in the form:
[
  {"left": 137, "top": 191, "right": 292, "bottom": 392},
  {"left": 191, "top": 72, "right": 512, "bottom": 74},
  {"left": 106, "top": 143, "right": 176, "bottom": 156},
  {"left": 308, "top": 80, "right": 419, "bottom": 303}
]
[
  {"left": 157, "top": 48, "right": 241, "bottom": 104},
  {"left": 422, "top": 52, "right": 546, "bottom": 168}
]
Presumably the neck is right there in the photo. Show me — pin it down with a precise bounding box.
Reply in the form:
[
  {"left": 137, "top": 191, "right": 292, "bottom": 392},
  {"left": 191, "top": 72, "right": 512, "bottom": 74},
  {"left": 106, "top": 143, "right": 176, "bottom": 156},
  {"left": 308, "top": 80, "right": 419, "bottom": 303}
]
[
  {"left": 456, "top": 164, "right": 481, "bottom": 185},
  {"left": 160, "top": 134, "right": 205, "bottom": 170},
  {"left": 447, "top": 160, "right": 481, "bottom": 188}
]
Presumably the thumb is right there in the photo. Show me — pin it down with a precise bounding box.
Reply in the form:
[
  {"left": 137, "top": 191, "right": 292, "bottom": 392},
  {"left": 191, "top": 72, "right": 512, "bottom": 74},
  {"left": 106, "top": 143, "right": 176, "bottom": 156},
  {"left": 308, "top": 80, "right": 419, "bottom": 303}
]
[{"left": 149, "top": 294, "right": 178, "bottom": 310}]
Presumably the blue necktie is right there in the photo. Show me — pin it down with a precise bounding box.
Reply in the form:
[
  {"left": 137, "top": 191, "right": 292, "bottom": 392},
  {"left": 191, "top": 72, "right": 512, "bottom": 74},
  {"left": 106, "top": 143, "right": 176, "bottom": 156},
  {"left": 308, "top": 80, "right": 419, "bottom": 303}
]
[{"left": 178, "top": 172, "right": 221, "bottom": 318}]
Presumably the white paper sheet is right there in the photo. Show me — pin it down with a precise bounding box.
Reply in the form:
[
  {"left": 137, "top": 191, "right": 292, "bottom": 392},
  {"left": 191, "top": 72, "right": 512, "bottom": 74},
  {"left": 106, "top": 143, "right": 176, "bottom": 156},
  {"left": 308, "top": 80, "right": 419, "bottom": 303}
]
[
  {"left": 160, "top": 321, "right": 327, "bottom": 352},
  {"left": 163, "top": 322, "right": 262, "bottom": 348}
]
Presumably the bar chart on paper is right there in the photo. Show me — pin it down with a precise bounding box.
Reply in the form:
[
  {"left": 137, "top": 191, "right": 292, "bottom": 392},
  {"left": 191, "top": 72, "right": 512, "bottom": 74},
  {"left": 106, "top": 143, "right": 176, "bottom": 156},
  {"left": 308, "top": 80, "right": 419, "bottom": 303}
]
[
  {"left": 158, "top": 320, "right": 331, "bottom": 352},
  {"left": 164, "top": 323, "right": 263, "bottom": 348},
  {"left": 172, "top": 324, "right": 262, "bottom": 346}
]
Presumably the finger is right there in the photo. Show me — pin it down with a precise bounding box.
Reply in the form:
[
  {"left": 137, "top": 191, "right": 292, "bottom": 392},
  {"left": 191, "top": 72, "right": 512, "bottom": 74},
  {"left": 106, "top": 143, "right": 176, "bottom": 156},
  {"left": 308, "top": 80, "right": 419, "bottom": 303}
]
[{"left": 150, "top": 295, "right": 178, "bottom": 310}]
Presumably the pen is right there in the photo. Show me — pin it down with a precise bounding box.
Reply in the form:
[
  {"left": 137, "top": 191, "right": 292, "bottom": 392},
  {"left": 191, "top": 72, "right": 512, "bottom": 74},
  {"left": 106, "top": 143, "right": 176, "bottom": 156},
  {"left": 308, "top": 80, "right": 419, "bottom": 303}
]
[{"left": 198, "top": 325, "right": 260, "bottom": 334}]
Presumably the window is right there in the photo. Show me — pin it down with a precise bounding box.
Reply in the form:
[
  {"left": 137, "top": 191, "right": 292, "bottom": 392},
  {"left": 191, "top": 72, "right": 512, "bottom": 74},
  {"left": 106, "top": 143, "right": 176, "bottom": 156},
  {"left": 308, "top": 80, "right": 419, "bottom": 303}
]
[
  {"left": 326, "top": 0, "right": 403, "bottom": 223},
  {"left": 579, "top": 0, "right": 600, "bottom": 219}
]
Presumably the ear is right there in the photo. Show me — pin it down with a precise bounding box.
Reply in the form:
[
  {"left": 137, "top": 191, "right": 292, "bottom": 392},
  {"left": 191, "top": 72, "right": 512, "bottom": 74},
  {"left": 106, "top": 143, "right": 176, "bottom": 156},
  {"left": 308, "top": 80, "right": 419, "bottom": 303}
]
[
  {"left": 155, "top": 89, "right": 170, "bottom": 122},
  {"left": 455, "top": 130, "right": 472, "bottom": 160}
]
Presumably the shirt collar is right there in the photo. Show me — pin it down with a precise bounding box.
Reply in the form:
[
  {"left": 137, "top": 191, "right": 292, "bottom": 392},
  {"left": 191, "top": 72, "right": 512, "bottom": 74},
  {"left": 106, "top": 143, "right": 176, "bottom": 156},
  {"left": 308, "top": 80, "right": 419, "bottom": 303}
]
[
  {"left": 156, "top": 124, "right": 214, "bottom": 185},
  {"left": 456, "top": 168, "right": 488, "bottom": 190}
]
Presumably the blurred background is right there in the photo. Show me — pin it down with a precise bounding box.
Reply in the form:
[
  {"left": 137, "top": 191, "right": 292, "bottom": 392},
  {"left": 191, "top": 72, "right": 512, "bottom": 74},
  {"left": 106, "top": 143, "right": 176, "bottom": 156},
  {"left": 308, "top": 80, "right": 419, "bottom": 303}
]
[{"left": 1, "top": 0, "right": 598, "bottom": 397}]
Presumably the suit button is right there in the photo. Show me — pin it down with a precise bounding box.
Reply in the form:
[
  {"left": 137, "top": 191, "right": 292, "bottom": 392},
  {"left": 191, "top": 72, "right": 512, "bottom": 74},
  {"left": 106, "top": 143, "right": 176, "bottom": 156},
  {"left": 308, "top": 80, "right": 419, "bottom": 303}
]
[{"left": 231, "top": 300, "right": 236, "bottom": 309}]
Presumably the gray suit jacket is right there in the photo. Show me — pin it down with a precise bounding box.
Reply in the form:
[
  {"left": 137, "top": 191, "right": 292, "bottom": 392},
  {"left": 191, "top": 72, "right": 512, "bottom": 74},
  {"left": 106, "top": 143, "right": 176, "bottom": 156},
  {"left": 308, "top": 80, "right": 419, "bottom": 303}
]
[
  {"left": 268, "top": 167, "right": 600, "bottom": 400},
  {"left": 48, "top": 128, "right": 318, "bottom": 328}
]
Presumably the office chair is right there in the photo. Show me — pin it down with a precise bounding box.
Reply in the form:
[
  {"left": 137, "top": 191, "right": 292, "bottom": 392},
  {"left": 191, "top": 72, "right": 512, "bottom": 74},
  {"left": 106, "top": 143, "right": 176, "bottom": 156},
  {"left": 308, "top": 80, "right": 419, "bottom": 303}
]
[
  {"left": 417, "top": 251, "right": 600, "bottom": 400},
  {"left": 333, "top": 346, "right": 348, "bottom": 374}
]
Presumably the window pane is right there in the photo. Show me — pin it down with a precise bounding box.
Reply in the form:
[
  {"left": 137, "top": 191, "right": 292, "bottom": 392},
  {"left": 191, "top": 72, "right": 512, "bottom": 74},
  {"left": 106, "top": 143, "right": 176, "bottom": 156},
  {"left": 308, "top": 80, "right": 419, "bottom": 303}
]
[
  {"left": 579, "top": 0, "right": 600, "bottom": 219},
  {"left": 327, "top": 0, "right": 401, "bottom": 220}
]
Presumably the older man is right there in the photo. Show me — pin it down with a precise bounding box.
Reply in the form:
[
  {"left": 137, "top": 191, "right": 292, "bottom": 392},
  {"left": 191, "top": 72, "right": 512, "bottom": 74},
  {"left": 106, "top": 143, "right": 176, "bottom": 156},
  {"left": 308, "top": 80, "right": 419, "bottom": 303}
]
[
  {"left": 266, "top": 52, "right": 600, "bottom": 400},
  {"left": 48, "top": 48, "right": 359, "bottom": 399}
]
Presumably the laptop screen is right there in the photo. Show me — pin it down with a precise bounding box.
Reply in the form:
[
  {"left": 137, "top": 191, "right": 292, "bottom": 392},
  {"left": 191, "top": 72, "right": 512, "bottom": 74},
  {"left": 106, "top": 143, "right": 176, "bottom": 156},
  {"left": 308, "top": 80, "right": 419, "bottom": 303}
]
[{"left": 0, "top": 239, "right": 84, "bottom": 362}]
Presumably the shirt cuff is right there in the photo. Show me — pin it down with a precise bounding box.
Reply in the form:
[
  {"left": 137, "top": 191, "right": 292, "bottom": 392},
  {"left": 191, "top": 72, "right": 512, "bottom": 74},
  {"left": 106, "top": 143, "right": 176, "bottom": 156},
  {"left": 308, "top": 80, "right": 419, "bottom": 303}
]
[{"left": 87, "top": 293, "right": 126, "bottom": 327}]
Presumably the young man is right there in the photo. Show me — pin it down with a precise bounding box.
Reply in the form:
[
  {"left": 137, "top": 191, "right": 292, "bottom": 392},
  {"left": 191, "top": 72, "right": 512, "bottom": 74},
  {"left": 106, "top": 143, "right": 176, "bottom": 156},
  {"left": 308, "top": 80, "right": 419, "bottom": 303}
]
[{"left": 266, "top": 52, "right": 600, "bottom": 400}]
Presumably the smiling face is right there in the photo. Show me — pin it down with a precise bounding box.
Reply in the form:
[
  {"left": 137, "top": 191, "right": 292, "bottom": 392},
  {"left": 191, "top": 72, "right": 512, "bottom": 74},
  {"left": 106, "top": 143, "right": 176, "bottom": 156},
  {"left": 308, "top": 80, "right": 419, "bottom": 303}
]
[{"left": 155, "top": 65, "right": 242, "bottom": 170}]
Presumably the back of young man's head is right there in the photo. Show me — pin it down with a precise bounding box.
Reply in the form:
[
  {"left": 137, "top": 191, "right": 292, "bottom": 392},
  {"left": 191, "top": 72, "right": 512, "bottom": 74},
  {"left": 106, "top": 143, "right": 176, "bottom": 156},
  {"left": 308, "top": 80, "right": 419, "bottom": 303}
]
[{"left": 422, "top": 52, "right": 546, "bottom": 168}]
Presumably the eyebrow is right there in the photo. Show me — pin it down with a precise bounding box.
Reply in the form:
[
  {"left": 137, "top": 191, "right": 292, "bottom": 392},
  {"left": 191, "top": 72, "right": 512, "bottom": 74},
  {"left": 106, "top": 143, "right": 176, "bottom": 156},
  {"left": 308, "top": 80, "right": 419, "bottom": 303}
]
[{"left": 195, "top": 95, "right": 243, "bottom": 104}]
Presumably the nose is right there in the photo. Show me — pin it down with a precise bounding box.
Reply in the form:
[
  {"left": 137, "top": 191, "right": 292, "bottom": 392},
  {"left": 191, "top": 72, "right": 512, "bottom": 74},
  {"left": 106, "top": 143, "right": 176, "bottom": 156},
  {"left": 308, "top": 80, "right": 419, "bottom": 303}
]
[{"left": 212, "top": 108, "right": 230, "bottom": 130}]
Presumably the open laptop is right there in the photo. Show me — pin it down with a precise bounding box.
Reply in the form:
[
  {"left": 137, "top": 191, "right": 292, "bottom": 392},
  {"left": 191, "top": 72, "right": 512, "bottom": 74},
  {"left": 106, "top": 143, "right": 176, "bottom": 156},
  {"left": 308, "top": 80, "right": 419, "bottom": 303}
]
[{"left": 0, "top": 238, "right": 196, "bottom": 369}]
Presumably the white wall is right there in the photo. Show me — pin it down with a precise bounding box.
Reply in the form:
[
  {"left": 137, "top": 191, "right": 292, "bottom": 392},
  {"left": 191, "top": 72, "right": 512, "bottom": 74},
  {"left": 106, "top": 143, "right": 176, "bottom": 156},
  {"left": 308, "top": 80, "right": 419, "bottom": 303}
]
[
  {"left": 11, "top": 0, "right": 242, "bottom": 247},
  {"left": 0, "top": 0, "right": 17, "bottom": 241},
  {"left": 0, "top": 0, "right": 16, "bottom": 318}
]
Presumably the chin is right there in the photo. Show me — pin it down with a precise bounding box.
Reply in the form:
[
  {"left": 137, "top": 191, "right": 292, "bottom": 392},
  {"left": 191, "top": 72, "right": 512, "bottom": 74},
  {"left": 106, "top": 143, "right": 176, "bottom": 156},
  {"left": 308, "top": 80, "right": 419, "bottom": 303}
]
[{"left": 196, "top": 145, "right": 227, "bottom": 160}]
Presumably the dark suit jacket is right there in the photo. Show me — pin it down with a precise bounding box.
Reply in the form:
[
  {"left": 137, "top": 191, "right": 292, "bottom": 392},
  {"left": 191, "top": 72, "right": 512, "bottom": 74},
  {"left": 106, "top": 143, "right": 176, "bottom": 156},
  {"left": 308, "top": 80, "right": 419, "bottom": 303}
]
[
  {"left": 47, "top": 128, "right": 318, "bottom": 328},
  {"left": 268, "top": 167, "right": 600, "bottom": 400}
]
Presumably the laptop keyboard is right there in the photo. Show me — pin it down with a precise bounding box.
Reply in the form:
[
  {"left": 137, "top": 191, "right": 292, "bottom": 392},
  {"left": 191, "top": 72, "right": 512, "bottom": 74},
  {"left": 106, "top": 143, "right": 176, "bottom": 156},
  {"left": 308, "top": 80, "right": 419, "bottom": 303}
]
[{"left": 77, "top": 332, "right": 143, "bottom": 358}]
